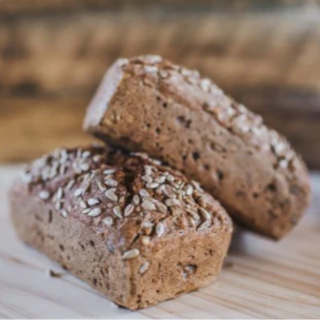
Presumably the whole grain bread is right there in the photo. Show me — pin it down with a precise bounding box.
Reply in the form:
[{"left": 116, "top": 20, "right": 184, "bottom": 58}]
[
  {"left": 84, "top": 55, "right": 311, "bottom": 239},
  {"left": 10, "top": 144, "right": 232, "bottom": 310}
]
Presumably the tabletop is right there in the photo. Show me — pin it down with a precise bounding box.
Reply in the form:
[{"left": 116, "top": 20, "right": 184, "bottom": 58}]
[{"left": 1, "top": 165, "right": 320, "bottom": 319}]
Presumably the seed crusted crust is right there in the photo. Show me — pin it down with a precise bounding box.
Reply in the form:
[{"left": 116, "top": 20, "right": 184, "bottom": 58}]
[
  {"left": 84, "top": 55, "right": 311, "bottom": 239},
  {"left": 10, "top": 144, "right": 232, "bottom": 310}
]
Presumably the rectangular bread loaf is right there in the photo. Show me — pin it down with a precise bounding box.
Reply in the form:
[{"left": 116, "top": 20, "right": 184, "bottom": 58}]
[
  {"left": 10, "top": 145, "right": 232, "bottom": 310},
  {"left": 84, "top": 55, "right": 311, "bottom": 239}
]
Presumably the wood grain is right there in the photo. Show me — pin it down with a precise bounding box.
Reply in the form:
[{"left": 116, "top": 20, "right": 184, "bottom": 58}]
[
  {"left": 0, "top": 98, "right": 93, "bottom": 163},
  {"left": 1, "top": 2, "right": 320, "bottom": 99},
  {"left": 1, "top": 165, "right": 320, "bottom": 318}
]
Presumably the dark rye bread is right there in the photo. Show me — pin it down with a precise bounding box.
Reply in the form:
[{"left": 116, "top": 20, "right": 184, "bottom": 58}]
[
  {"left": 84, "top": 55, "right": 311, "bottom": 239},
  {"left": 10, "top": 145, "right": 232, "bottom": 310}
]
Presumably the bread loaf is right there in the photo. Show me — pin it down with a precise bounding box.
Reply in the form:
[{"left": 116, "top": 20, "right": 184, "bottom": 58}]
[
  {"left": 10, "top": 144, "right": 232, "bottom": 310},
  {"left": 84, "top": 55, "right": 311, "bottom": 239}
]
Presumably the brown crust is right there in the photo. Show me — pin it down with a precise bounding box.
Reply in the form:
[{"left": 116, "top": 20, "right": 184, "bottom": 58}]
[
  {"left": 84, "top": 55, "right": 311, "bottom": 239},
  {"left": 10, "top": 144, "right": 232, "bottom": 310}
]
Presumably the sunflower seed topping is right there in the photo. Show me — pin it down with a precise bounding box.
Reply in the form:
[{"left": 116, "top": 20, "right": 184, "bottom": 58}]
[
  {"left": 155, "top": 176, "right": 166, "bottom": 184},
  {"left": 142, "top": 175, "right": 153, "bottom": 183},
  {"left": 88, "top": 208, "right": 102, "bottom": 217},
  {"left": 105, "top": 188, "right": 118, "bottom": 201},
  {"left": 200, "top": 78, "right": 211, "bottom": 92},
  {"left": 74, "top": 189, "right": 83, "bottom": 198},
  {"left": 87, "top": 198, "right": 99, "bottom": 206},
  {"left": 146, "top": 182, "right": 159, "bottom": 189},
  {"left": 66, "top": 179, "right": 75, "bottom": 190},
  {"left": 103, "top": 216, "right": 113, "bottom": 226},
  {"left": 139, "top": 261, "right": 150, "bottom": 274},
  {"left": 139, "top": 189, "right": 150, "bottom": 197},
  {"left": 122, "top": 249, "right": 140, "bottom": 260},
  {"left": 80, "top": 163, "right": 90, "bottom": 172},
  {"left": 133, "top": 195, "right": 140, "bottom": 205},
  {"left": 82, "top": 151, "right": 91, "bottom": 158},
  {"left": 156, "top": 202, "right": 168, "bottom": 214},
  {"left": 185, "top": 185, "right": 194, "bottom": 195},
  {"left": 124, "top": 204, "right": 134, "bottom": 217},
  {"left": 113, "top": 206, "right": 122, "bottom": 218},
  {"left": 165, "top": 198, "right": 180, "bottom": 207},
  {"left": 61, "top": 210, "right": 68, "bottom": 218},
  {"left": 82, "top": 208, "right": 91, "bottom": 214},
  {"left": 105, "top": 179, "right": 118, "bottom": 187},
  {"left": 80, "top": 200, "right": 87, "bottom": 209},
  {"left": 142, "top": 236, "right": 151, "bottom": 245},
  {"left": 39, "top": 190, "right": 50, "bottom": 200},
  {"left": 199, "top": 207, "right": 211, "bottom": 221},
  {"left": 197, "top": 220, "right": 211, "bottom": 231},
  {"left": 142, "top": 200, "right": 156, "bottom": 211},
  {"left": 98, "top": 181, "right": 107, "bottom": 192},
  {"left": 156, "top": 222, "right": 165, "bottom": 237},
  {"left": 55, "top": 201, "right": 62, "bottom": 211},
  {"left": 104, "top": 169, "right": 116, "bottom": 175}
]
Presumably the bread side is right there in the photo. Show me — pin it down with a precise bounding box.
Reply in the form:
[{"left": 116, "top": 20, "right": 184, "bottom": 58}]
[
  {"left": 10, "top": 145, "right": 232, "bottom": 310},
  {"left": 84, "top": 55, "right": 311, "bottom": 239}
]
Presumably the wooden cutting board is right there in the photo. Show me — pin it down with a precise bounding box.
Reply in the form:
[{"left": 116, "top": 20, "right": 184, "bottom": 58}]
[{"left": 1, "top": 166, "right": 320, "bottom": 318}]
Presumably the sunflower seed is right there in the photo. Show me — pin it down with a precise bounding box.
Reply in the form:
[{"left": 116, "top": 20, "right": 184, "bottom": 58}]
[
  {"left": 144, "top": 65, "right": 158, "bottom": 73},
  {"left": 144, "top": 165, "right": 153, "bottom": 175},
  {"left": 141, "top": 236, "right": 151, "bottom": 245},
  {"left": 139, "top": 189, "right": 150, "bottom": 197},
  {"left": 185, "top": 185, "right": 194, "bottom": 195},
  {"left": 186, "top": 208, "right": 200, "bottom": 221},
  {"left": 167, "top": 175, "right": 175, "bottom": 182},
  {"left": 199, "top": 207, "right": 211, "bottom": 221},
  {"left": 142, "top": 200, "right": 156, "bottom": 211},
  {"left": 165, "top": 198, "right": 180, "bottom": 207},
  {"left": 122, "top": 249, "right": 140, "bottom": 260},
  {"left": 142, "top": 221, "right": 154, "bottom": 229},
  {"left": 156, "top": 202, "right": 168, "bottom": 214},
  {"left": 104, "top": 169, "right": 115, "bottom": 175},
  {"left": 156, "top": 222, "right": 165, "bottom": 237},
  {"left": 163, "top": 185, "right": 176, "bottom": 198},
  {"left": 105, "top": 188, "right": 118, "bottom": 201},
  {"left": 66, "top": 179, "right": 75, "bottom": 190},
  {"left": 82, "top": 151, "right": 91, "bottom": 158},
  {"left": 61, "top": 210, "right": 68, "bottom": 218},
  {"left": 159, "top": 70, "right": 169, "bottom": 79},
  {"left": 147, "top": 182, "right": 159, "bottom": 189},
  {"left": 80, "top": 163, "right": 90, "bottom": 172},
  {"left": 139, "top": 261, "right": 150, "bottom": 274},
  {"left": 118, "top": 58, "right": 129, "bottom": 67},
  {"left": 55, "top": 201, "right": 62, "bottom": 211},
  {"left": 80, "top": 200, "right": 87, "bottom": 209},
  {"left": 74, "top": 189, "right": 83, "bottom": 197},
  {"left": 39, "top": 190, "right": 50, "bottom": 200},
  {"left": 88, "top": 198, "right": 100, "bottom": 206},
  {"left": 197, "top": 220, "right": 211, "bottom": 231},
  {"left": 82, "top": 208, "right": 91, "bottom": 214},
  {"left": 155, "top": 176, "right": 166, "bottom": 184},
  {"left": 103, "top": 216, "right": 113, "bottom": 226},
  {"left": 113, "top": 206, "right": 122, "bottom": 218},
  {"left": 56, "top": 187, "right": 63, "bottom": 200},
  {"left": 97, "top": 181, "right": 107, "bottom": 192},
  {"left": 124, "top": 204, "right": 134, "bottom": 217},
  {"left": 133, "top": 195, "right": 140, "bottom": 205},
  {"left": 93, "top": 155, "right": 102, "bottom": 162},
  {"left": 88, "top": 208, "right": 102, "bottom": 217},
  {"left": 105, "top": 179, "right": 118, "bottom": 187},
  {"left": 142, "top": 175, "right": 153, "bottom": 183},
  {"left": 200, "top": 78, "right": 211, "bottom": 92}
]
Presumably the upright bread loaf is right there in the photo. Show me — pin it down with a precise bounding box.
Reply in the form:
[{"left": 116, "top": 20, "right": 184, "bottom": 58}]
[
  {"left": 84, "top": 55, "right": 311, "bottom": 239},
  {"left": 10, "top": 144, "right": 232, "bottom": 310}
]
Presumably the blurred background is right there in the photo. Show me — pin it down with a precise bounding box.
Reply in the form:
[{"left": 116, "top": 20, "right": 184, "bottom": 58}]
[{"left": 0, "top": 0, "right": 319, "bottom": 168}]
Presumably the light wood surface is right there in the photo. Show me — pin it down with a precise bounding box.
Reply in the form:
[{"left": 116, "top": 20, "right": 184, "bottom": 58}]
[{"left": 1, "top": 166, "right": 320, "bottom": 318}]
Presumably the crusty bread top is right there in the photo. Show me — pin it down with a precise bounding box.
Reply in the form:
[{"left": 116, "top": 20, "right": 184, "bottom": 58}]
[
  {"left": 14, "top": 145, "right": 232, "bottom": 256},
  {"left": 85, "top": 54, "right": 304, "bottom": 175}
]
